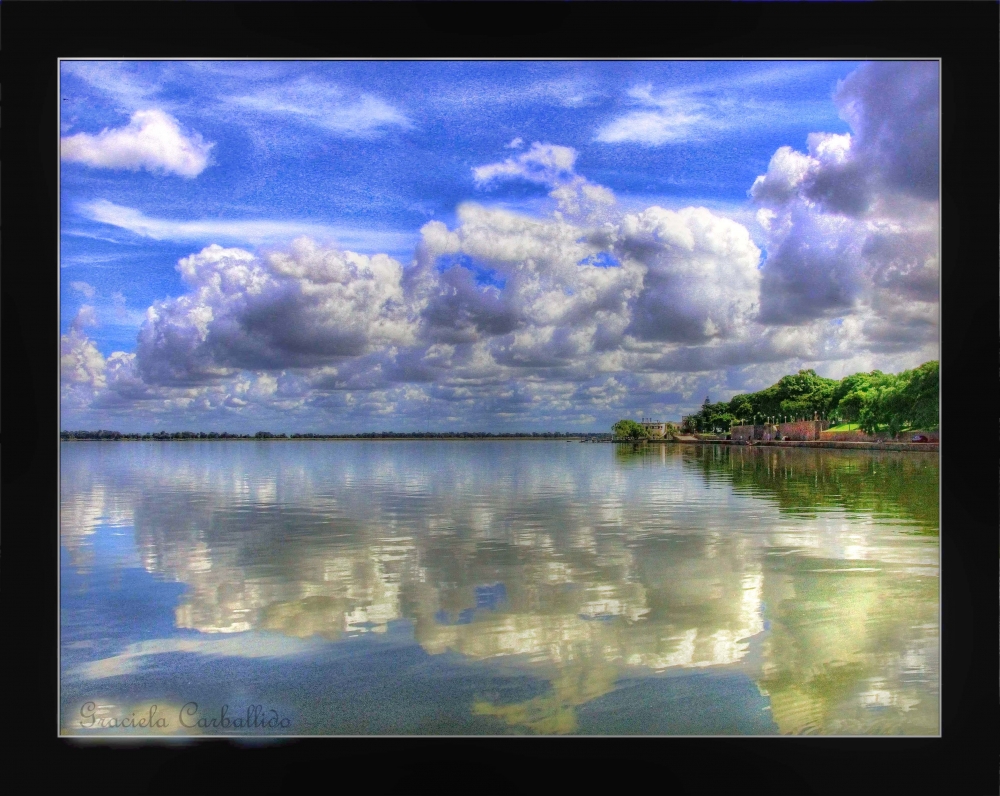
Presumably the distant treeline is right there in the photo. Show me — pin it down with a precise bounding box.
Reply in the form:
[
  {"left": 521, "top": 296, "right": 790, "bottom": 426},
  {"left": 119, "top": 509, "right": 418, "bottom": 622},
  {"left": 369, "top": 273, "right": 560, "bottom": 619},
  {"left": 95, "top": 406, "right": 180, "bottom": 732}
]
[
  {"left": 686, "top": 361, "right": 939, "bottom": 438},
  {"left": 61, "top": 430, "right": 613, "bottom": 441}
]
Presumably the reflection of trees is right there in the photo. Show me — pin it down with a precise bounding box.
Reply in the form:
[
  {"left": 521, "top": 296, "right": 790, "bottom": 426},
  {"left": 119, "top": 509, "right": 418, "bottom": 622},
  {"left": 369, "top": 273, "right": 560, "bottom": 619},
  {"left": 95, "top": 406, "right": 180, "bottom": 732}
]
[
  {"left": 682, "top": 445, "right": 939, "bottom": 531},
  {"left": 61, "top": 441, "right": 938, "bottom": 734},
  {"left": 756, "top": 558, "right": 938, "bottom": 735}
]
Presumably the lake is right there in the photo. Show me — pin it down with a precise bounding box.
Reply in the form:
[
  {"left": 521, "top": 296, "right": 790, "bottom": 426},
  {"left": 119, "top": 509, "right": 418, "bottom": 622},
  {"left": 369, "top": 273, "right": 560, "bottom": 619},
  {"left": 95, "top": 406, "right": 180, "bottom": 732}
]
[{"left": 60, "top": 440, "right": 939, "bottom": 735}]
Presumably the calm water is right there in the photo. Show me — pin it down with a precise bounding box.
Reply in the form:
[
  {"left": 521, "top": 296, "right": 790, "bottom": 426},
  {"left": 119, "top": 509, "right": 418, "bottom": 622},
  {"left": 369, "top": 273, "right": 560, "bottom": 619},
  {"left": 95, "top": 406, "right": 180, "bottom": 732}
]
[{"left": 60, "top": 441, "right": 939, "bottom": 736}]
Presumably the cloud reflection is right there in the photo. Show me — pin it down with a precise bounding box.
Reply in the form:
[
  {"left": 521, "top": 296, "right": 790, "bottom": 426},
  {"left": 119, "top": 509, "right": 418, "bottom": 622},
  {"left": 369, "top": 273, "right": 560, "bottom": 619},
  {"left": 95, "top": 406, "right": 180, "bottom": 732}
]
[{"left": 61, "top": 441, "right": 938, "bottom": 734}]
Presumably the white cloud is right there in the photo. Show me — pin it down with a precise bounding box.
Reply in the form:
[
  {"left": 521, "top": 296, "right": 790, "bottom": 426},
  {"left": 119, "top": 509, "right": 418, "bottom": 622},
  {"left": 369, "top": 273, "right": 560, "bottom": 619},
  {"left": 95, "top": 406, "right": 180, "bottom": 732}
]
[
  {"left": 226, "top": 77, "right": 410, "bottom": 137},
  {"left": 61, "top": 329, "right": 106, "bottom": 389},
  {"left": 61, "top": 109, "right": 214, "bottom": 177},
  {"left": 59, "top": 93, "right": 938, "bottom": 430},
  {"left": 71, "top": 305, "right": 99, "bottom": 330},
  {"left": 595, "top": 71, "right": 838, "bottom": 147},
  {"left": 433, "top": 77, "right": 602, "bottom": 111},
  {"left": 749, "top": 62, "right": 939, "bottom": 334},
  {"left": 61, "top": 61, "right": 163, "bottom": 111},
  {"left": 473, "top": 142, "right": 578, "bottom": 188},
  {"left": 749, "top": 145, "right": 818, "bottom": 205},
  {"left": 619, "top": 206, "right": 762, "bottom": 344},
  {"left": 70, "top": 281, "right": 96, "bottom": 298},
  {"left": 135, "top": 240, "right": 416, "bottom": 385},
  {"left": 506, "top": 137, "right": 524, "bottom": 149},
  {"left": 77, "top": 199, "right": 417, "bottom": 253},
  {"left": 596, "top": 89, "right": 708, "bottom": 145},
  {"left": 62, "top": 197, "right": 775, "bottom": 425},
  {"left": 472, "top": 143, "right": 617, "bottom": 222}
]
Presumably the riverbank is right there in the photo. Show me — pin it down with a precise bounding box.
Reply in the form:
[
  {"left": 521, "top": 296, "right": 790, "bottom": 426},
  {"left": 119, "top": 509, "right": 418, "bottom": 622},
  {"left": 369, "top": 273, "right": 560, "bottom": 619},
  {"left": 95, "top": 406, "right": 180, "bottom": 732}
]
[{"left": 660, "top": 438, "right": 938, "bottom": 452}]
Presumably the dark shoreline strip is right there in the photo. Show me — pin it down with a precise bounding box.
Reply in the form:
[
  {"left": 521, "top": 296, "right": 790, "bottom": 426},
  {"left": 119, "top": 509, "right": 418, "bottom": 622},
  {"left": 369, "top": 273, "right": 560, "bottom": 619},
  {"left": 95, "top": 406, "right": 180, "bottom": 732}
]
[{"left": 652, "top": 439, "right": 939, "bottom": 453}]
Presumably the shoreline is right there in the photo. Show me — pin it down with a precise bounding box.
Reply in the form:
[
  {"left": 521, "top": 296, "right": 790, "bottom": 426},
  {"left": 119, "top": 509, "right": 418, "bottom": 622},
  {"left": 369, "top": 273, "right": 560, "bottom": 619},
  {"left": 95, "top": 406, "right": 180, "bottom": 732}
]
[
  {"left": 637, "top": 438, "right": 939, "bottom": 453},
  {"left": 61, "top": 437, "right": 937, "bottom": 451}
]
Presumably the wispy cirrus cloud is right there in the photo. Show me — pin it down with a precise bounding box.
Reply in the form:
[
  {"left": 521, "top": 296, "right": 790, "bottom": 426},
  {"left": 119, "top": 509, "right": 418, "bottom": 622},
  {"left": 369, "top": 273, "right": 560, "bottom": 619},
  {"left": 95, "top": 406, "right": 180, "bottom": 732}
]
[
  {"left": 225, "top": 76, "right": 411, "bottom": 137},
  {"left": 596, "top": 63, "right": 842, "bottom": 146},
  {"left": 596, "top": 86, "right": 711, "bottom": 145},
  {"left": 61, "top": 61, "right": 165, "bottom": 111},
  {"left": 434, "top": 76, "right": 603, "bottom": 110},
  {"left": 77, "top": 199, "right": 417, "bottom": 253}
]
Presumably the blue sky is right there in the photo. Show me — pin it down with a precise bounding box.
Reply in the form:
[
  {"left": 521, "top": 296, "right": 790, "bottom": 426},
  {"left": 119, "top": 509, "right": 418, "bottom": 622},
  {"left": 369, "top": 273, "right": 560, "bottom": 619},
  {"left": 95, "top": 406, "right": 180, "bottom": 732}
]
[{"left": 60, "top": 60, "right": 939, "bottom": 432}]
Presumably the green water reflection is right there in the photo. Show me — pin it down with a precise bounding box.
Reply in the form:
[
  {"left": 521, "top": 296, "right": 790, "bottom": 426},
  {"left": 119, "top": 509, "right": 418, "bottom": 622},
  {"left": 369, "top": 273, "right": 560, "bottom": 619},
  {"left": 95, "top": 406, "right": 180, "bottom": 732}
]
[{"left": 61, "top": 441, "right": 938, "bottom": 735}]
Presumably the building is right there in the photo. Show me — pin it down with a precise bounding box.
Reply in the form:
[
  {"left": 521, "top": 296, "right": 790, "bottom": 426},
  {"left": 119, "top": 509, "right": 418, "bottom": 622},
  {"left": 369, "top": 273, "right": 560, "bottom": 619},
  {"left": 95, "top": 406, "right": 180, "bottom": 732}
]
[{"left": 640, "top": 418, "right": 667, "bottom": 438}]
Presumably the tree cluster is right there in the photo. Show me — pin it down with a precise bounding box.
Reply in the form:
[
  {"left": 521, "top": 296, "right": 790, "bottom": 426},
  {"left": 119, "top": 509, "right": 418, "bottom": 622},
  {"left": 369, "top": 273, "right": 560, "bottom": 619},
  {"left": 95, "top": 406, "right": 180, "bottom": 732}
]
[
  {"left": 60, "top": 430, "right": 256, "bottom": 440},
  {"left": 611, "top": 419, "right": 649, "bottom": 440},
  {"left": 682, "top": 361, "right": 938, "bottom": 437}
]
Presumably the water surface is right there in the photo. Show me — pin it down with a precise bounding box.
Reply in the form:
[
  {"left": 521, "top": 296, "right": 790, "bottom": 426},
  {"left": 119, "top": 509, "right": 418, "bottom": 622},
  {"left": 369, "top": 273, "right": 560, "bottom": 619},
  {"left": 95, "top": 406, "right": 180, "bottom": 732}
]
[{"left": 60, "top": 441, "right": 939, "bottom": 735}]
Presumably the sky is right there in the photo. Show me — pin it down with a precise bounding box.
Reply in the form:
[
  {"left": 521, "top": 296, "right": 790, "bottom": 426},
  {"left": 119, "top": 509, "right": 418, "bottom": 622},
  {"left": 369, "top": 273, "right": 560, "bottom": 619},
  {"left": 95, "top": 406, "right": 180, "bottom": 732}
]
[{"left": 59, "top": 60, "right": 940, "bottom": 433}]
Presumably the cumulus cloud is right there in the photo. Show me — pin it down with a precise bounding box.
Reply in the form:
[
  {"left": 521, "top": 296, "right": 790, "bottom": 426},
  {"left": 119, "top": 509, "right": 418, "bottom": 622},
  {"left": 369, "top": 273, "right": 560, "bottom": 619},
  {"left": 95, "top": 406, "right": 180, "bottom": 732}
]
[
  {"left": 409, "top": 205, "right": 642, "bottom": 354},
  {"left": 473, "top": 142, "right": 617, "bottom": 223},
  {"left": 750, "top": 61, "right": 939, "bottom": 334},
  {"left": 61, "top": 109, "right": 214, "bottom": 177},
  {"left": 473, "top": 142, "right": 579, "bottom": 188},
  {"left": 619, "top": 206, "right": 762, "bottom": 343},
  {"left": 62, "top": 329, "right": 106, "bottom": 386},
  {"left": 70, "top": 305, "right": 99, "bottom": 330},
  {"left": 750, "top": 62, "right": 938, "bottom": 217},
  {"left": 226, "top": 77, "right": 410, "bottom": 137},
  {"left": 506, "top": 137, "right": 524, "bottom": 149},
  {"left": 135, "top": 240, "right": 415, "bottom": 385},
  {"left": 62, "top": 195, "right": 848, "bottom": 427},
  {"left": 834, "top": 61, "right": 939, "bottom": 201},
  {"left": 61, "top": 64, "right": 939, "bottom": 430}
]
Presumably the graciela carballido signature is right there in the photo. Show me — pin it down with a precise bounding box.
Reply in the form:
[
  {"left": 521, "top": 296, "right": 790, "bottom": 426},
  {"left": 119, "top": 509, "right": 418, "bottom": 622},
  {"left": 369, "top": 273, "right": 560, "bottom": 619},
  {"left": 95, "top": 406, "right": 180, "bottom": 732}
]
[{"left": 78, "top": 701, "right": 292, "bottom": 730}]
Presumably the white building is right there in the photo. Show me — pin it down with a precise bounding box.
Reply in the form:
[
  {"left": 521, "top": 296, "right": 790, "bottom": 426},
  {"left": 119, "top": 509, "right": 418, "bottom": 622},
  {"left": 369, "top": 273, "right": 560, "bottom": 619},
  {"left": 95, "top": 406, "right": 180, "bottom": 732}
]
[{"left": 639, "top": 418, "right": 667, "bottom": 438}]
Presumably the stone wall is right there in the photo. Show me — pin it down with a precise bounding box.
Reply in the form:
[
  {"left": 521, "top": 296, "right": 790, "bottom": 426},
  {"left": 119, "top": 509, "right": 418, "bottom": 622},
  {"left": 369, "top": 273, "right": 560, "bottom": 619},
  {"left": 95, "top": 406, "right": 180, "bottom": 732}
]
[
  {"left": 731, "top": 424, "right": 778, "bottom": 442},
  {"left": 819, "top": 428, "right": 939, "bottom": 443},
  {"left": 731, "top": 425, "right": 753, "bottom": 442},
  {"left": 776, "top": 420, "right": 829, "bottom": 441}
]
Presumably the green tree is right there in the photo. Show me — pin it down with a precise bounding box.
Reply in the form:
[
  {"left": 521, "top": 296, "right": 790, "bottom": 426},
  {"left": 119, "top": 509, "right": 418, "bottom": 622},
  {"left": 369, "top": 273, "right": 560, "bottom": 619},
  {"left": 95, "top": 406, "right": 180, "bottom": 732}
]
[
  {"left": 899, "top": 361, "right": 939, "bottom": 430},
  {"left": 612, "top": 419, "right": 649, "bottom": 440}
]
